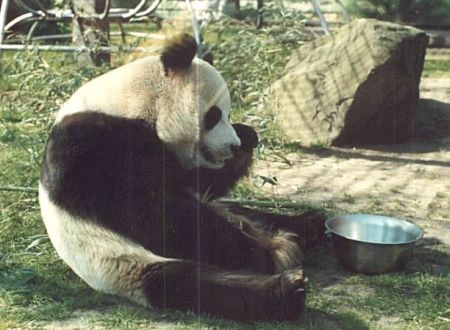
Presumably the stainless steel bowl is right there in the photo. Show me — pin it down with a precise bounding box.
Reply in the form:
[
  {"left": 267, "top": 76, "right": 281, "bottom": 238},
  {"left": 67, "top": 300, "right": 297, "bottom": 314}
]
[{"left": 325, "top": 214, "right": 423, "bottom": 274}]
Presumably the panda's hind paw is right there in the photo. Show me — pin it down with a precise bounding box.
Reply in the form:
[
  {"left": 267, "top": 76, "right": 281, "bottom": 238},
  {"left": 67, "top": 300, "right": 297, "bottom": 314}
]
[{"left": 270, "top": 268, "right": 307, "bottom": 321}]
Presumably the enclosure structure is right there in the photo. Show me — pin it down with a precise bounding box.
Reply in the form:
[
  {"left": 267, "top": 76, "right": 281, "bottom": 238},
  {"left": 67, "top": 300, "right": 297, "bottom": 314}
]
[{"left": 0, "top": 0, "right": 340, "bottom": 62}]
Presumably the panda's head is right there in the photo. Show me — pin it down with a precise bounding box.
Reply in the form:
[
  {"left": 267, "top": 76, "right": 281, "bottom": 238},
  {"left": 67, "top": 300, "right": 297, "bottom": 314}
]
[{"left": 156, "top": 34, "right": 241, "bottom": 170}]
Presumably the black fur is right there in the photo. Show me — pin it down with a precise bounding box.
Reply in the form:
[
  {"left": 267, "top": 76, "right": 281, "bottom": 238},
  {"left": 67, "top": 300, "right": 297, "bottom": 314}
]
[
  {"left": 233, "top": 123, "right": 258, "bottom": 151},
  {"left": 41, "top": 112, "right": 186, "bottom": 256},
  {"left": 200, "top": 50, "right": 213, "bottom": 66},
  {"left": 143, "top": 261, "right": 306, "bottom": 321},
  {"left": 41, "top": 112, "right": 274, "bottom": 267},
  {"left": 188, "top": 123, "right": 259, "bottom": 199},
  {"left": 41, "top": 111, "right": 324, "bottom": 321},
  {"left": 160, "top": 34, "right": 197, "bottom": 74}
]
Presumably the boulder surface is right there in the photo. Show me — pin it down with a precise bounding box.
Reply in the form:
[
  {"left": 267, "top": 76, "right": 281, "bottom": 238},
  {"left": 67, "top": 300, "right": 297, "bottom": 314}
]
[{"left": 269, "top": 19, "right": 429, "bottom": 146}]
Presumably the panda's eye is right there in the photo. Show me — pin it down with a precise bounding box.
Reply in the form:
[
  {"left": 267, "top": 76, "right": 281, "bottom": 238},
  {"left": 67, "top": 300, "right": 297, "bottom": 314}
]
[{"left": 204, "top": 106, "right": 222, "bottom": 131}]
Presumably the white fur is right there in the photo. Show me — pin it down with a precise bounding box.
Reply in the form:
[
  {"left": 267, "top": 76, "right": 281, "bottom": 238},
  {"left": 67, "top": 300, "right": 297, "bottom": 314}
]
[
  {"left": 56, "top": 56, "right": 240, "bottom": 170},
  {"left": 199, "top": 83, "right": 241, "bottom": 168},
  {"left": 39, "top": 184, "right": 172, "bottom": 305}
]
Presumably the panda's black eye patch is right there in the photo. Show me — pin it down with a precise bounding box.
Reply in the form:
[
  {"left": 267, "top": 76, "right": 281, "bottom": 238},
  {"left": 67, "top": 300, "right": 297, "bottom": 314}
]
[{"left": 204, "top": 106, "right": 222, "bottom": 131}]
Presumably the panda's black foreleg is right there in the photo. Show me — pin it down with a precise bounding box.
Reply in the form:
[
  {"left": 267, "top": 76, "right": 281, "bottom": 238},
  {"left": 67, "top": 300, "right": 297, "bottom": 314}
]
[
  {"left": 186, "top": 123, "right": 258, "bottom": 199},
  {"left": 142, "top": 260, "right": 306, "bottom": 322},
  {"left": 219, "top": 202, "right": 327, "bottom": 252},
  {"left": 202, "top": 202, "right": 304, "bottom": 273}
]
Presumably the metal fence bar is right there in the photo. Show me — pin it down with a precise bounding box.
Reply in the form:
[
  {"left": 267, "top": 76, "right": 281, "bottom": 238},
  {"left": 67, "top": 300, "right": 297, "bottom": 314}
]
[
  {"left": 0, "top": 0, "right": 198, "bottom": 62},
  {"left": 185, "top": 0, "right": 201, "bottom": 48},
  {"left": 309, "top": 0, "right": 330, "bottom": 35},
  {"left": 0, "top": 44, "right": 160, "bottom": 53},
  {"left": 0, "top": 0, "right": 11, "bottom": 57}
]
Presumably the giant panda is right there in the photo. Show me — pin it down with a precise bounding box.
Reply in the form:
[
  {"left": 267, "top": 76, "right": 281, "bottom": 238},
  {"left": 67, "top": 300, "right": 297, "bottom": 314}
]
[{"left": 39, "top": 34, "right": 325, "bottom": 322}]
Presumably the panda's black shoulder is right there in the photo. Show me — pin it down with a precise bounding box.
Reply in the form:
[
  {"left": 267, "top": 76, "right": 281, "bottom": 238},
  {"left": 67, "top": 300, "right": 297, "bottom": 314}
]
[
  {"left": 160, "top": 34, "right": 197, "bottom": 73},
  {"left": 40, "top": 111, "right": 185, "bottom": 223}
]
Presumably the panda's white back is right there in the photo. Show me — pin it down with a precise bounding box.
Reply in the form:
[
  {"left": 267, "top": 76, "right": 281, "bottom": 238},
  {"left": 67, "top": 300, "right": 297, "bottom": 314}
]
[
  {"left": 56, "top": 56, "right": 164, "bottom": 123},
  {"left": 56, "top": 55, "right": 229, "bottom": 124}
]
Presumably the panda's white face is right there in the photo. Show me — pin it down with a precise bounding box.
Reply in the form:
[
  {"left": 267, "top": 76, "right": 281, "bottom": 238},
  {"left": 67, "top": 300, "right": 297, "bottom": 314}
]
[
  {"left": 197, "top": 75, "right": 241, "bottom": 169},
  {"left": 156, "top": 58, "right": 241, "bottom": 170}
]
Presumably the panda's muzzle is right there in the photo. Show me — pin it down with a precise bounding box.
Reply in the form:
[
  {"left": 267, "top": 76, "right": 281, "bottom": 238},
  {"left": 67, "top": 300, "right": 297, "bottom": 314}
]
[
  {"left": 199, "top": 124, "right": 257, "bottom": 168},
  {"left": 206, "top": 124, "right": 258, "bottom": 159},
  {"left": 200, "top": 144, "right": 234, "bottom": 166}
]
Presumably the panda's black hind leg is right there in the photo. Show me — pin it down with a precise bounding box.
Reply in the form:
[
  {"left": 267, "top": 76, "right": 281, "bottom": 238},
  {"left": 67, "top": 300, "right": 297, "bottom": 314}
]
[{"left": 142, "top": 260, "right": 306, "bottom": 322}]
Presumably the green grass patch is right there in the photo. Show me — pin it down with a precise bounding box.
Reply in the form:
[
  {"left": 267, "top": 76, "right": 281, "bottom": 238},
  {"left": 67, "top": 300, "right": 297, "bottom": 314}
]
[{"left": 422, "top": 59, "right": 450, "bottom": 78}]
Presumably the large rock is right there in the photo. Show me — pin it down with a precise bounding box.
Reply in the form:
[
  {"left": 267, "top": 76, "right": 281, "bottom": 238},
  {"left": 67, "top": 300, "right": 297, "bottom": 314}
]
[{"left": 269, "top": 19, "right": 429, "bottom": 146}]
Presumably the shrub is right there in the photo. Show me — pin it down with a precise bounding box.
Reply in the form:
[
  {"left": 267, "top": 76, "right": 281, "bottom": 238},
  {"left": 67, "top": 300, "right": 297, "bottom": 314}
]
[{"left": 345, "top": 0, "right": 450, "bottom": 26}]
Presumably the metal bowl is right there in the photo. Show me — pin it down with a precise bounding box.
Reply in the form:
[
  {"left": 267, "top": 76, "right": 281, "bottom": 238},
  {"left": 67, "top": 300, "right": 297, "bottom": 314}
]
[{"left": 325, "top": 214, "right": 423, "bottom": 274}]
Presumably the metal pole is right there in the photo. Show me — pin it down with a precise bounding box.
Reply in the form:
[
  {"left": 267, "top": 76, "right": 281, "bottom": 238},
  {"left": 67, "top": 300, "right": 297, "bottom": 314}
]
[
  {"left": 0, "top": 0, "right": 11, "bottom": 58},
  {"left": 309, "top": 0, "right": 330, "bottom": 35},
  {"left": 0, "top": 43, "right": 159, "bottom": 53},
  {"left": 256, "top": 0, "right": 263, "bottom": 28},
  {"left": 185, "top": 0, "right": 201, "bottom": 49}
]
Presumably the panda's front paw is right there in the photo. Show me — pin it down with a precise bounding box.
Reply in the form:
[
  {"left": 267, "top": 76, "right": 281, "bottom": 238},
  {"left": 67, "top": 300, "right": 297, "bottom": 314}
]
[{"left": 232, "top": 124, "right": 258, "bottom": 151}]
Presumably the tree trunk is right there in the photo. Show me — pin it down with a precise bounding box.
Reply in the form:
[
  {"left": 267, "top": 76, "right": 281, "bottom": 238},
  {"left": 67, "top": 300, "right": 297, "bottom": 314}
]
[{"left": 72, "top": 0, "right": 110, "bottom": 66}]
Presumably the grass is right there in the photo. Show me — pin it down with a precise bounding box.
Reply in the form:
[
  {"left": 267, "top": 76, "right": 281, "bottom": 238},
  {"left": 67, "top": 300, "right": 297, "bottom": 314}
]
[
  {"left": 422, "top": 59, "right": 450, "bottom": 78},
  {"left": 1, "top": 12, "right": 450, "bottom": 329}
]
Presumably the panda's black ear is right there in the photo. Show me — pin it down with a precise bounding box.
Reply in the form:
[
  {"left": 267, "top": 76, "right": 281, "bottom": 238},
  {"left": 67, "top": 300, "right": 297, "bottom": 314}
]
[
  {"left": 200, "top": 50, "right": 213, "bottom": 66},
  {"left": 161, "top": 34, "right": 197, "bottom": 74}
]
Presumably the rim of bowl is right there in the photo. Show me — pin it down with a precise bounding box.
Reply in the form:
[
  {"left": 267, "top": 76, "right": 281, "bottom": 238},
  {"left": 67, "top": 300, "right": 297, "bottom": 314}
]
[{"left": 325, "top": 214, "right": 423, "bottom": 245}]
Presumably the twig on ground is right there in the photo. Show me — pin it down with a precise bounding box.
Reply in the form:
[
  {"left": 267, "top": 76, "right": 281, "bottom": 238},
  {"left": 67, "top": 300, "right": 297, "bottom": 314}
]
[
  {"left": 220, "top": 198, "right": 312, "bottom": 210},
  {"left": 0, "top": 186, "right": 38, "bottom": 193}
]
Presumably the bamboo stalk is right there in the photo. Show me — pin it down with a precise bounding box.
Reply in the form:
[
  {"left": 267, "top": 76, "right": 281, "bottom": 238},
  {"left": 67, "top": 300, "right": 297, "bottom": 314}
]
[
  {"left": 0, "top": 186, "right": 38, "bottom": 193},
  {"left": 0, "top": 187, "right": 312, "bottom": 211},
  {"left": 220, "top": 198, "right": 311, "bottom": 210}
]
